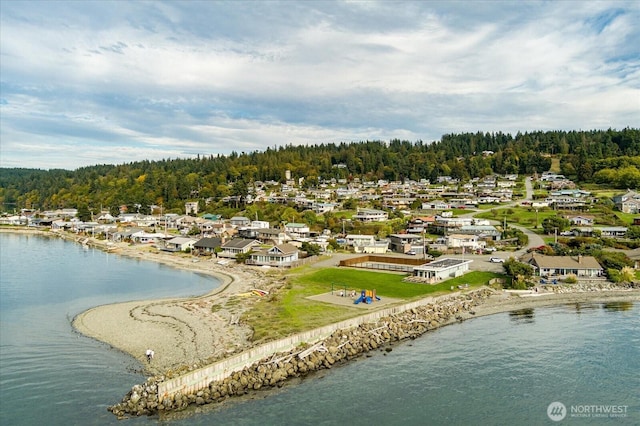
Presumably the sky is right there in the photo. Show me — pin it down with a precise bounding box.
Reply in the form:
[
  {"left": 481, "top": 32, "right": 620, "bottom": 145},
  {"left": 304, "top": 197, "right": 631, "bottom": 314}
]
[{"left": 1, "top": 1, "right": 639, "bottom": 170}]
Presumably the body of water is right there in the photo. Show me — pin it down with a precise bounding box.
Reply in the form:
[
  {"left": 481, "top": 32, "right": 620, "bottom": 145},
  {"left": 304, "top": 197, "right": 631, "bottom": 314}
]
[{"left": 1, "top": 233, "right": 638, "bottom": 425}]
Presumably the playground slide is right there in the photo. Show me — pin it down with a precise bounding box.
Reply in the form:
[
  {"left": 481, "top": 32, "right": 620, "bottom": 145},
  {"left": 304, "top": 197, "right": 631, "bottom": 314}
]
[{"left": 353, "top": 295, "right": 365, "bottom": 304}]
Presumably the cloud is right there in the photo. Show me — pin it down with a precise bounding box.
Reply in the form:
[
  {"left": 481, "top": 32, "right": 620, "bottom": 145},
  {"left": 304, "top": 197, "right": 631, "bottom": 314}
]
[{"left": 1, "top": 0, "right": 638, "bottom": 170}]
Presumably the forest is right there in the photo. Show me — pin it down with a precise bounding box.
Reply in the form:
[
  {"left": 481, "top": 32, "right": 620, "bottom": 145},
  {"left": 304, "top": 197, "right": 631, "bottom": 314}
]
[{"left": 1, "top": 128, "right": 639, "bottom": 214}]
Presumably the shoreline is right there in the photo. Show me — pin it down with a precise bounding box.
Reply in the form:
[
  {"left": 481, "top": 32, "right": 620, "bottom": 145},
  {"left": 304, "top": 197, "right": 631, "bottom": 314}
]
[{"left": 3, "top": 228, "right": 640, "bottom": 376}]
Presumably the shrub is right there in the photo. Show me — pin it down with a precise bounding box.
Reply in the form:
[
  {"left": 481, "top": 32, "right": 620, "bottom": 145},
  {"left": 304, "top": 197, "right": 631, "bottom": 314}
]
[{"left": 564, "top": 274, "right": 577, "bottom": 284}]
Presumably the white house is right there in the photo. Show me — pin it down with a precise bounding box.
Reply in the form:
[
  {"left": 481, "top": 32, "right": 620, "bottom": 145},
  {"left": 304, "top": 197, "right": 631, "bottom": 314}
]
[
  {"left": 412, "top": 258, "right": 473, "bottom": 283},
  {"left": 164, "top": 237, "right": 198, "bottom": 252},
  {"left": 284, "top": 222, "right": 310, "bottom": 238},
  {"left": 246, "top": 243, "right": 300, "bottom": 267},
  {"left": 249, "top": 220, "right": 270, "bottom": 229},
  {"left": 447, "top": 234, "right": 485, "bottom": 251},
  {"left": 352, "top": 208, "right": 388, "bottom": 222},
  {"left": 345, "top": 234, "right": 376, "bottom": 247}
]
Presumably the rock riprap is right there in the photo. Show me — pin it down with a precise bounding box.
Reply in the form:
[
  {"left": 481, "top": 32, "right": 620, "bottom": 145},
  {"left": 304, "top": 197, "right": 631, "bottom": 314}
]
[{"left": 109, "top": 288, "right": 494, "bottom": 418}]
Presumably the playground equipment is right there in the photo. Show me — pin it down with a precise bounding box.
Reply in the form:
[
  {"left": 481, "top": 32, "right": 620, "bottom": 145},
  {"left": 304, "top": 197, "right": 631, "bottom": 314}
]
[{"left": 354, "top": 289, "right": 381, "bottom": 305}]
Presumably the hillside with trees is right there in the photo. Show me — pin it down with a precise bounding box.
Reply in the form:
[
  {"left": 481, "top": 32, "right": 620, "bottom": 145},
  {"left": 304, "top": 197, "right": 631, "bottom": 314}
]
[{"left": 1, "top": 128, "right": 638, "bottom": 214}]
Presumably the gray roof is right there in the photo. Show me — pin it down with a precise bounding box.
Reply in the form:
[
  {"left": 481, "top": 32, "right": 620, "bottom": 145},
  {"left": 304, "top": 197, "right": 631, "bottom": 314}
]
[
  {"left": 222, "top": 238, "right": 258, "bottom": 249},
  {"left": 194, "top": 237, "right": 222, "bottom": 249}
]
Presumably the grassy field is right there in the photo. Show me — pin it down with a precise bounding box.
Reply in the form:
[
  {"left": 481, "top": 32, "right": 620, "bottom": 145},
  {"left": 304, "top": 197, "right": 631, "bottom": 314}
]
[
  {"left": 243, "top": 267, "right": 506, "bottom": 343},
  {"left": 474, "top": 206, "right": 558, "bottom": 229}
]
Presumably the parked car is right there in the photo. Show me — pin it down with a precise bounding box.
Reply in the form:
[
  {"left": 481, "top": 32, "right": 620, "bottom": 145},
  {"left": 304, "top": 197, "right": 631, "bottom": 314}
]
[
  {"left": 489, "top": 257, "right": 505, "bottom": 263},
  {"left": 406, "top": 250, "right": 416, "bottom": 255}
]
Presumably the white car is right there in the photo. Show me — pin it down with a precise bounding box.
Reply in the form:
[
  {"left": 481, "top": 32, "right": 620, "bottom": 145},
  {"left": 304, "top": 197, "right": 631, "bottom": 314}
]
[{"left": 489, "top": 257, "right": 505, "bottom": 263}]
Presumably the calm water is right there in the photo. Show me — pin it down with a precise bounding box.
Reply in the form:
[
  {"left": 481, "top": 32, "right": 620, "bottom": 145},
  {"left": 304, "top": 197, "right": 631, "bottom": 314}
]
[{"left": 1, "top": 233, "right": 638, "bottom": 425}]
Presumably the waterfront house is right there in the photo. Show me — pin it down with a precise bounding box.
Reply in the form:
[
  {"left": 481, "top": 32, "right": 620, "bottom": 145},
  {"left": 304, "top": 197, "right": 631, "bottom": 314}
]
[
  {"left": 219, "top": 238, "right": 260, "bottom": 258},
  {"left": 164, "top": 237, "right": 198, "bottom": 252},
  {"left": 193, "top": 237, "right": 223, "bottom": 255},
  {"left": 246, "top": 243, "right": 299, "bottom": 267},
  {"left": 520, "top": 253, "right": 603, "bottom": 278}
]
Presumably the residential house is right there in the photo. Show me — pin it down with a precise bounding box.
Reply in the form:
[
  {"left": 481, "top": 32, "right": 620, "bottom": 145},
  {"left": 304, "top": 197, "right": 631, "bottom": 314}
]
[
  {"left": 389, "top": 234, "right": 424, "bottom": 254},
  {"left": 613, "top": 190, "right": 640, "bottom": 213},
  {"left": 256, "top": 228, "right": 289, "bottom": 245},
  {"left": 312, "top": 202, "right": 336, "bottom": 214},
  {"left": 112, "top": 228, "right": 144, "bottom": 242},
  {"left": 246, "top": 243, "right": 300, "bottom": 267},
  {"left": 352, "top": 208, "right": 388, "bottom": 222},
  {"left": 219, "top": 238, "right": 260, "bottom": 258},
  {"left": 284, "top": 223, "right": 310, "bottom": 238},
  {"left": 447, "top": 234, "right": 485, "bottom": 251},
  {"left": 457, "top": 225, "right": 501, "bottom": 241},
  {"left": 421, "top": 201, "right": 450, "bottom": 210},
  {"left": 345, "top": 234, "right": 376, "bottom": 247},
  {"left": 163, "top": 237, "right": 198, "bottom": 252},
  {"left": 406, "top": 216, "right": 436, "bottom": 234},
  {"left": 520, "top": 253, "right": 603, "bottom": 277},
  {"left": 567, "top": 215, "right": 595, "bottom": 226},
  {"left": 229, "top": 216, "right": 251, "bottom": 227},
  {"left": 193, "top": 237, "right": 223, "bottom": 255},
  {"left": 131, "top": 231, "right": 167, "bottom": 244},
  {"left": 599, "top": 227, "right": 628, "bottom": 238},
  {"left": 185, "top": 201, "right": 199, "bottom": 215},
  {"left": 412, "top": 258, "right": 473, "bottom": 283}
]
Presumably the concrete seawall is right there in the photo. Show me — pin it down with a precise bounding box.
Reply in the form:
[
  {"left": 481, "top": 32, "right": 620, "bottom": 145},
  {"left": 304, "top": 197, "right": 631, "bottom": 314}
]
[
  {"left": 108, "top": 289, "right": 500, "bottom": 417},
  {"left": 156, "top": 291, "right": 463, "bottom": 402}
]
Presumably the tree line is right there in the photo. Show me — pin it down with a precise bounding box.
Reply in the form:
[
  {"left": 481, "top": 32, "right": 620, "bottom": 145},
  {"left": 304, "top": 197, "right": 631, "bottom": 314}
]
[{"left": 1, "top": 128, "right": 638, "bottom": 213}]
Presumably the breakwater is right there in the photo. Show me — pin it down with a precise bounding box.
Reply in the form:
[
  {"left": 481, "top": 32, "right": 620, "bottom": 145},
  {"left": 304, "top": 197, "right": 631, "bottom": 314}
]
[{"left": 108, "top": 288, "right": 494, "bottom": 418}]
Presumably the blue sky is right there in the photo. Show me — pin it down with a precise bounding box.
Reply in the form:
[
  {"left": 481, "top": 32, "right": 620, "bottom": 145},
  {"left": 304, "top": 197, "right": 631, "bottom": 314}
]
[{"left": 1, "top": 0, "right": 638, "bottom": 170}]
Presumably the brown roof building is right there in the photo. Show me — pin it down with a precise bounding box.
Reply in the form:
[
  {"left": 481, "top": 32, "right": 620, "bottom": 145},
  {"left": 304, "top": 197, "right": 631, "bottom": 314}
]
[{"left": 520, "top": 253, "right": 603, "bottom": 278}]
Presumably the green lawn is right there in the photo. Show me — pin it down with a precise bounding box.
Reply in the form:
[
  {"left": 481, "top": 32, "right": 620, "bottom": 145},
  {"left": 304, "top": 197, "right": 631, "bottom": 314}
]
[
  {"left": 474, "top": 206, "right": 558, "bottom": 229},
  {"left": 243, "top": 267, "right": 506, "bottom": 343},
  {"left": 615, "top": 211, "right": 639, "bottom": 226}
]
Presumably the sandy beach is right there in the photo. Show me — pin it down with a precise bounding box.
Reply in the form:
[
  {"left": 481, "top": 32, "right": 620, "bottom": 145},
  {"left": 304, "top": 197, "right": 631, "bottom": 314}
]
[
  {"left": 69, "top": 237, "right": 284, "bottom": 375},
  {"left": 7, "top": 229, "right": 636, "bottom": 377}
]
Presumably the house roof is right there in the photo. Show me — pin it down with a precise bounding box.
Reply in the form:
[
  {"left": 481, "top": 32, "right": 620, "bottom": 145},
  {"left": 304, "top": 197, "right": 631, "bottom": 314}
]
[
  {"left": 270, "top": 243, "right": 298, "bottom": 254},
  {"left": 167, "top": 237, "right": 197, "bottom": 245},
  {"left": 259, "top": 228, "right": 284, "bottom": 236},
  {"left": 414, "top": 258, "right": 473, "bottom": 271},
  {"left": 522, "top": 253, "right": 602, "bottom": 270},
  {"left": 222, "top": 238, "right": 258, "bottom": 249},
  {"left": 194, "top": 237, "right": 222, "bottom": 248}
]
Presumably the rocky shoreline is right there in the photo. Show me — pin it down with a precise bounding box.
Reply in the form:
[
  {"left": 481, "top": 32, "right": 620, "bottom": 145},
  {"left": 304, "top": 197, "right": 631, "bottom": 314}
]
[{"left": 108, "top": 288, "right": 496, "bottom": 417}]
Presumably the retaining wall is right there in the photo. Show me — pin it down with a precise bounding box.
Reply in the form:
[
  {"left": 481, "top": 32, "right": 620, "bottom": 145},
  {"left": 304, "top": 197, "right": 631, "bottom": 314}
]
[{"left": 157, "top": 291, "right": 462, "bottom": 402}]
